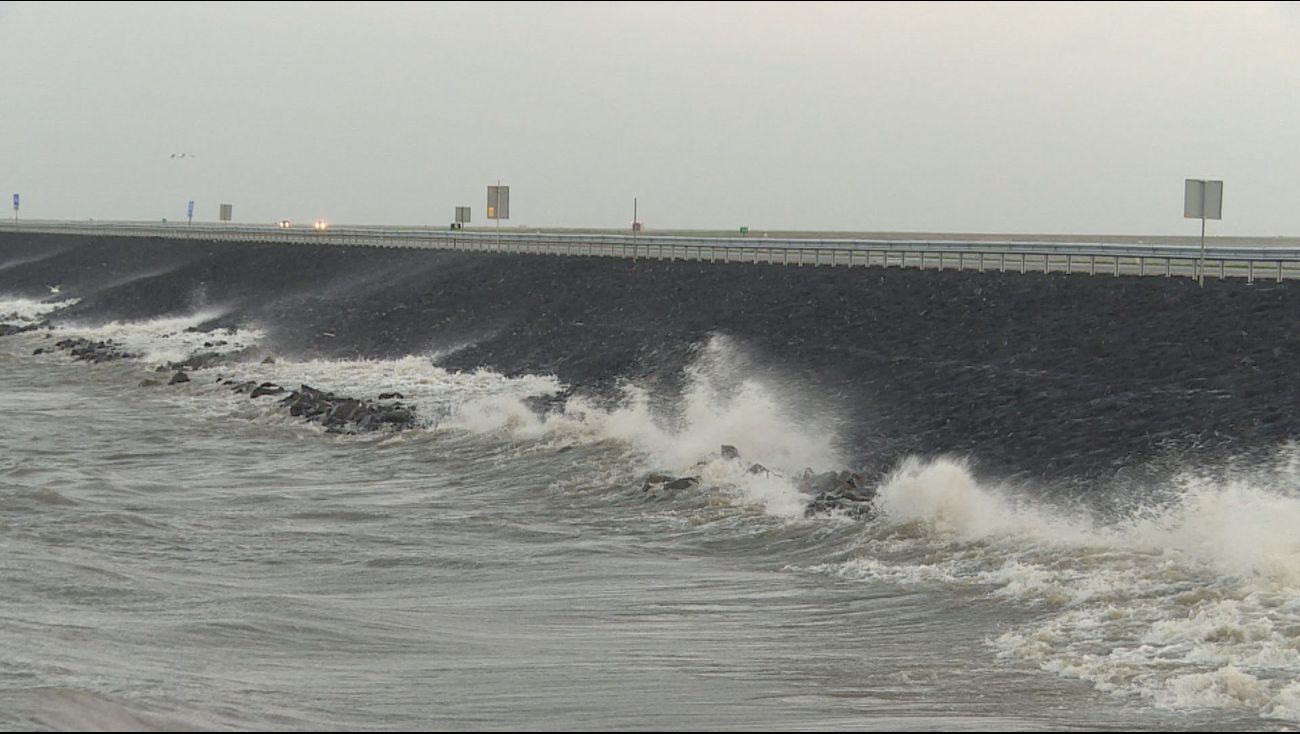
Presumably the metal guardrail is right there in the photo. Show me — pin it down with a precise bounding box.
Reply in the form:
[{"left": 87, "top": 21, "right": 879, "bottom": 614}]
[{"left": 3, "top": 220, "right": 1300, "bottom": 282}]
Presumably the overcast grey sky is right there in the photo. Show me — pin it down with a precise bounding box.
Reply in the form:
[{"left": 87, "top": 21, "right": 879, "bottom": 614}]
[{"left": 2, "top": 1, "right": 1298, "bottom": 235}]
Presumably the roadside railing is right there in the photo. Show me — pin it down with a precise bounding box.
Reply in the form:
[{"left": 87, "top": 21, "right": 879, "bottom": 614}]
[{"left": 4, "top": 220, "right": 1298, "bottom": 282}]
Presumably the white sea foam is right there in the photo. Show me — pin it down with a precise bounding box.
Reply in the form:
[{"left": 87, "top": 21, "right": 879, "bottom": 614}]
[
  {"left": 873, "top": 455, "right": 1097, "bottom": 544},
  {"left": 0, "top": 296, "right": 80, "bottom": 324},
  {"left": 39, "top": 310, "right": 839, "bottom": 510},
  {"left": 47, "top": 310, "right": 263, "bottom": 364},
  {"left": 802, "top": 449, "right": 1300, "bottom": 721},
  {"left": 185, "top": 334, "right": 839, "bottom": 517},
  {"left": 507, "top": 336, "right": 839, "bottom": 516}
]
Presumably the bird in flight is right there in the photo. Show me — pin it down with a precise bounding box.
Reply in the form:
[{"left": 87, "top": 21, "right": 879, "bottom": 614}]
[{"left": 170, "top": 153, "right": 196, "bottom": 159}]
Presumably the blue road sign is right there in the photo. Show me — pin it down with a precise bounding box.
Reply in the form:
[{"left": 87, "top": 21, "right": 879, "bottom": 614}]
[
  {"left": 187, "top": 200, "right": 194, "bottom": 221},
  {"left": 12, "top": 193, "right": 18, "bottom": 210}
]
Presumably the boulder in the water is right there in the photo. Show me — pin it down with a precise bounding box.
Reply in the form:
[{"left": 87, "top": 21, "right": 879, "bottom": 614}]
[
  {"left": 250, "top": 382, "right": 284, "bottom": 398},
  {"left": 641, "top": 473, "right": 700, "bottom": 492},
  {"left": 275, "top": 383, "right": 419, "bottom": 433},
  {"left": 641, "top": 473, "right": 676, "bottom": 491},
  {"left": 53, "top": 337, "right": 138, "bottom": 364},
  {"left": 0, "top": 323, "right": 38, "bottom": 337},
  {"left": 800, "top": 469, "right": 877, "bottom": 519},
  {"left": 166, "top": 351, "right": 226, "bottom": 372}
]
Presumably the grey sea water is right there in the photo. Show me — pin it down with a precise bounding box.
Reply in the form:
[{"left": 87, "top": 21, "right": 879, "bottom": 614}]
[{"left": 0, "top": 329, "right": 1294, "bottom": 731}]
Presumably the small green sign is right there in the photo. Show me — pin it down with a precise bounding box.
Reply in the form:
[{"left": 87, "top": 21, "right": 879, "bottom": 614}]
[{"left": 740, "top": 226, "right": 749, "bottom": 235}]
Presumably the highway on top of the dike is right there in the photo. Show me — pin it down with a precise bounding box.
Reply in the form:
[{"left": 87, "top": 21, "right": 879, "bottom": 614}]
[{"left": 4, "top": 219, "right": 1300, "bottom": 283}]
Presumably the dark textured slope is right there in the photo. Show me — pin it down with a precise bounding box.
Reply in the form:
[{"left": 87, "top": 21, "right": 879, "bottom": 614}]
[{"left": 3, "top": 232, "right": 1299, "bottom": 489}]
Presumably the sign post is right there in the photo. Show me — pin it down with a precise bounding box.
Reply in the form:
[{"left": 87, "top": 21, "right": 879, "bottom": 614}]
[
  {"left": 11, "top": 193, "right": 18, "bottom": 221},
  {"left": 187, "top": 199, "right": 195, "bottom": 226},
  {"left": 1184, "top": 179, "right": 1223, "bottom": 287},
  {"left": 487, "top": 183, "right": 509, "bottom": 250}
]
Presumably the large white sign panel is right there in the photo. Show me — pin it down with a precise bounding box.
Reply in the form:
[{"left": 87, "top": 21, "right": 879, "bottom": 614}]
[{"left": 1184, "top": 179, "right": 1223, "bottom": 220}]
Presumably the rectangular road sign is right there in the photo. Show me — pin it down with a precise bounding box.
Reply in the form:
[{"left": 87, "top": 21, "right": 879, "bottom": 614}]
[
  {"left": 487, "top": 185, "right": 509, "bottom": 220},
  {"left": 1184, "top": 179, "right": 1223, "bottom": 220},
  {"left": 12, "top": 193, "right": 18, "bottom": 211}
]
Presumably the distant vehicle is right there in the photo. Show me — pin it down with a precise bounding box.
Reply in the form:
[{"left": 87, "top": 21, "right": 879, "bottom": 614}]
[
  {"left": 277, "top": 220, "right": 291, "bottom": 228},
  {"left": 313, "top": 219, "right": 329, "bottom": 231}
]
